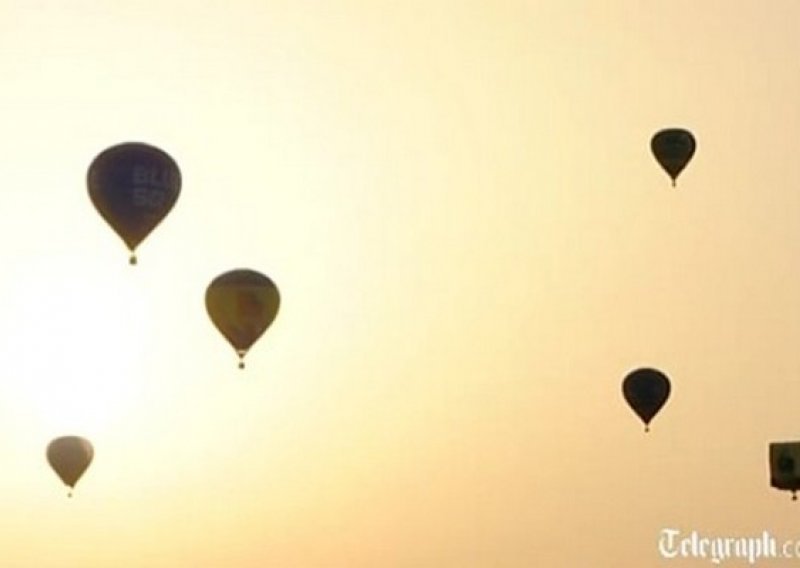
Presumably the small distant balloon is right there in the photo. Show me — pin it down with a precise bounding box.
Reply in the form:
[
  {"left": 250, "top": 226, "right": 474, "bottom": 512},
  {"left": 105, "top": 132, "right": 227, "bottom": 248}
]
[
  {"left": 622, "top": 367, "right": 671, "bottom": 432},
  {"left": 651, "top": 128, "right": 695, "bottom": 186},
  {"left": 205, "top": 269, "right": 280, "bottom": 369},
  {"left": 769, "top": 442, "right": 800, "bottom": 501},
  {"left": 46, "top": 436, "right": 93, "bottom": 497},
  {"left": 87, "top": 142, "right": 181, "bottom": 264}
]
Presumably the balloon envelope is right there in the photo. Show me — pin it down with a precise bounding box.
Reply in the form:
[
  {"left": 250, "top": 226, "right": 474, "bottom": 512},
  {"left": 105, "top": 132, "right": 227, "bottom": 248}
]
[
  {"left": 87, "top": 142, "right": 181, "bottom": 263},
  {"left": 46, "top": 436, "right": 93, "bottom": 490},
  {"left": 769, "top": 441, "right": 800, "bottom": 499},
  {"left": 205, "top": 269, "right": 280, "bottom": 367},
  {"left": 622, "top": 368, "right": 670, "bottom": 430},
  {"left": 651, "top": 128, "right": 695, "bottom": 186}
]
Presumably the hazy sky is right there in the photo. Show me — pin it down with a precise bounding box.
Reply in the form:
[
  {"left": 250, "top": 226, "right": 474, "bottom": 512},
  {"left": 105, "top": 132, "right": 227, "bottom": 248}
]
[{"left": 1, "top": 1, "right": 800, "bottom": 566}]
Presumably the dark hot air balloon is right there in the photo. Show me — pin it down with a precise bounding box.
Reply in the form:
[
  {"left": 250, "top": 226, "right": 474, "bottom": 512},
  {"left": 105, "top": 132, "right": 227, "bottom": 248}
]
[
  {"left": 651, "top": 128, "right": 695, "bottom": 186},
  {"left": 46, "top": 436, "right": 93, "bottom": 497},
  {"left": 769, "top": 442, "right": 800, "bottom": 501},
  {"left": 205, "top": 269, "right": 280, "bottom": 369},
  {"left": 622, "top": 367, "right": 671, "bottom": 432},
  {"left": 88, "top": 142, "right": 181, "bottom": 264}
]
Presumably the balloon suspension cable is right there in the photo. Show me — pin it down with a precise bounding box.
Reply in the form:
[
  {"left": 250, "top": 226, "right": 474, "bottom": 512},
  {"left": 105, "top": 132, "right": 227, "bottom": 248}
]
[
  {"left": 237, "top": 350, "right": 246, "bottom": 370},
  {"left": 671, "top": 179, "right": 676, "bottom": 188}
]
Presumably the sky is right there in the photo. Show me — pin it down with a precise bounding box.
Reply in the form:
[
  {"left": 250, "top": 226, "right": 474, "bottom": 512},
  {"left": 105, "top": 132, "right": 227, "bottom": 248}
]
[{"left": 0, "top": 1, "right": 799, "bottom": 566}]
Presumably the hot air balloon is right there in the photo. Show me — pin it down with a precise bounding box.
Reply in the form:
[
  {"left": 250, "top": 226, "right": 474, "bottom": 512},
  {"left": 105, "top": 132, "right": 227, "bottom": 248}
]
[
  {"left": 205, "top": 269, "right": 280, "bottom": 369},
  {"left": 651, "top": 128, "right": 695, "bottom": 186},
  {"left": 46, "top": 436, "right": 93, "bottom": 497},
  {"left": 769, "top": 442, "right": 800, "bottom": 501},
  {"left": 622, "top": 367, "right": 671, "bottom": 432},
  {"left": 88, "top": 142, "right": 181, "bottom": 264}
]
